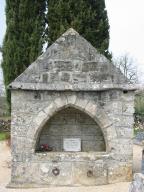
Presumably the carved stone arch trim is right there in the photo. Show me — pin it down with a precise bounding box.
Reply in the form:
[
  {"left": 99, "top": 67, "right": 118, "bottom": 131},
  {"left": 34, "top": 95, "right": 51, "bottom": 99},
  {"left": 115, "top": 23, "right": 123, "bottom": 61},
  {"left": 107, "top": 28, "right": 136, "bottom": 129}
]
[{"left": 28, "top": 94, "right": 117, "bottom": 153}]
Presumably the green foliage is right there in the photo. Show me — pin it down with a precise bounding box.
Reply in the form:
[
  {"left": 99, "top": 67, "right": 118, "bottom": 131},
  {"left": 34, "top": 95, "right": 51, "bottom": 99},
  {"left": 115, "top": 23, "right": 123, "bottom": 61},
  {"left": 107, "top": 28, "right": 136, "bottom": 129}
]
[
  {"left": 135, "top": 94, "right": 144, "bottom": 115},
  {"left": 0, "top": 132, "right": 10, "bottom": 141},
  {"left": 0, "top": 97, "right": 9, "bottom": 117},
  {"left": 2, "top": 0, "right": 111, "bottom": 111},
  {"left": 2, "top": 0, "right": 46, "bottom": 111},
  {"left": 134, "top": 93, "right": 144, "bottom": 134},
  {"left": 47, "top": 0, "right": 111, "bottom": 59}
]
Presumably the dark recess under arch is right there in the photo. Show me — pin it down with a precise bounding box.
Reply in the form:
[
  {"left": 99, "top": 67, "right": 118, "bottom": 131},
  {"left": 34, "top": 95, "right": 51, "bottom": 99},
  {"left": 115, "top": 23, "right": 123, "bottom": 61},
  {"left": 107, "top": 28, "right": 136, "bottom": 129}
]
[{"left": 36, "top": 106, "right": 106, "bottom": 152}]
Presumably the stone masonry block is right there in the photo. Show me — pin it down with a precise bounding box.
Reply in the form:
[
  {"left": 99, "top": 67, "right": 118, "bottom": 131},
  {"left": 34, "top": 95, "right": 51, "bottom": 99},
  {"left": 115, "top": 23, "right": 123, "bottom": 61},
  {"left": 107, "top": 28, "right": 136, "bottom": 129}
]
[
  {"left": 43, "top": 102, "right": 57, "bottom": 117},
  {"left": 67, "top": 94, "right": 77, "bottom": 104},
  {"left": 75, "top": 97, "right": 89, "bottom": 110},
  {"left": 108, "top": 162, "right": 132, "bottom": 184},
  {"left": 35, "top": 110, "right": 47, "bottom": 127},
  {"left": 73, "top": 161, "right": 107, "bottom": 185},
  {"left": 54, "top": 95, "right": 68, "bottom": 108},
  {"left": 85, "top": 101, "right": 97, "bottom": 117}
]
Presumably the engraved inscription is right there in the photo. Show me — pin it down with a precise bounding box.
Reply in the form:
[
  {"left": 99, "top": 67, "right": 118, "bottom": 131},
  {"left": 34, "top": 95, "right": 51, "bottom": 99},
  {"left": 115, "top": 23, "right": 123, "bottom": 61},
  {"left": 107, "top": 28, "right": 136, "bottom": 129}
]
[{"left": 63, "top": 138, "right": 81, "bottom": 152}]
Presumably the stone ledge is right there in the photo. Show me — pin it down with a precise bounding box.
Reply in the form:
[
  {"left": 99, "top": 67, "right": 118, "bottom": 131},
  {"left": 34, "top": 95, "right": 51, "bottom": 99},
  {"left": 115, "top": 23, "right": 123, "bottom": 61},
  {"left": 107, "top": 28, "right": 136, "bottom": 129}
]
[
  {"left": 9, "top": 82, "right": 137, "bottom": 91},
  {"left": 33, "top": 151, "right": 109, "bottom": 162}
]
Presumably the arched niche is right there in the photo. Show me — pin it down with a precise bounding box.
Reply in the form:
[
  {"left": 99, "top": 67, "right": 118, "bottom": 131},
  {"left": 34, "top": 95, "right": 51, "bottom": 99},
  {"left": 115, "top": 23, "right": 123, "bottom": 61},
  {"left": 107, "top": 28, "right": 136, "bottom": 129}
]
[{"left": 36, "top": 106, "right": 106, "bottom": 152}]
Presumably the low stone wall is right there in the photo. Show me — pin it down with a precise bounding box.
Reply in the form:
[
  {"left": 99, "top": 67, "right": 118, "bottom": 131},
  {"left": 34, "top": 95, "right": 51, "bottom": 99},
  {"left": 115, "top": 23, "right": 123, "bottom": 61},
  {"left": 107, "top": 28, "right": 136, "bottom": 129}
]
[
  {"left": 0, "top": 119, "right": 11, "bottom": 132},
  {"left": 129, "top": 173, "right": 144, "bottom": 192}
]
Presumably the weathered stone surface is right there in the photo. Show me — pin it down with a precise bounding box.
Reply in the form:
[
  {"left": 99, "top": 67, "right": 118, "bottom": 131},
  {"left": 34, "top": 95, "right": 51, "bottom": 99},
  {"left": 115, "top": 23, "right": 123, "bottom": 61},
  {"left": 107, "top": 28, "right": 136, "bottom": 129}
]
[
  {"left": 9, "top": 28, "right": 136, "bottom": 187},
  {"left": 73, "top": 161, "right": 107, "bottom": 185},
  {"left": 9, "top": 28, "right": 137, "bottom": 91},
  {"left": 10, "top": 89, "right": 135, "bottom": 186},
  {"left": 108, "top": 162, "right": 132, "bottom": 183}
]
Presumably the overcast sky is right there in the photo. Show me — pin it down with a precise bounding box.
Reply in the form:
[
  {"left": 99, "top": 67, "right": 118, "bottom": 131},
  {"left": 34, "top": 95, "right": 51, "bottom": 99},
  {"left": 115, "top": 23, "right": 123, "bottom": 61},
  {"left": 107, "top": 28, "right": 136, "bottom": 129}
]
[
  {"left": 0, "top": 0, "right": 144, "bottom": 83},
  {"left": 105, "top": 0, "right": 144, "bottom": 83}
]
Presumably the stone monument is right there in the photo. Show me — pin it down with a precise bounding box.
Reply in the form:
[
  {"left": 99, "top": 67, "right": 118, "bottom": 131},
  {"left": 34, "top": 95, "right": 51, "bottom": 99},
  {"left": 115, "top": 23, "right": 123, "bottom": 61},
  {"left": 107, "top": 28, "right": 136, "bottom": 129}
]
[{"left": 9, "top": 28, "right": 136, "bottom": 187}]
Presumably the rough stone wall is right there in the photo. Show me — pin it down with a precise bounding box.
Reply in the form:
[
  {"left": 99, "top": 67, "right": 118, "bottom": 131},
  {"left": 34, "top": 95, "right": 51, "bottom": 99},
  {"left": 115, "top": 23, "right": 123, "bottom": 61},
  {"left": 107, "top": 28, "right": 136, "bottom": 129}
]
[
  {"left": 21, "top": 60, "right": 124, "bottom": 85},
  {"left": 10, "top": 28, "right": 129, "bottom": 91},
  {"left": 10, "top": 89, "right": 134, "bottom": 187},
  {"left": 37, "top": 107, "right": 105, "bottom": 152}
]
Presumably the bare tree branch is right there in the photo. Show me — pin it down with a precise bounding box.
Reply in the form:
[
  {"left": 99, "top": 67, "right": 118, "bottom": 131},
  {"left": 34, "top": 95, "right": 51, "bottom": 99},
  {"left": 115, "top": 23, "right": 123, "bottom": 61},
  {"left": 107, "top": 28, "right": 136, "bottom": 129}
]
[{"left": 112, "top": 53, "right": 138, "bottom": 83}]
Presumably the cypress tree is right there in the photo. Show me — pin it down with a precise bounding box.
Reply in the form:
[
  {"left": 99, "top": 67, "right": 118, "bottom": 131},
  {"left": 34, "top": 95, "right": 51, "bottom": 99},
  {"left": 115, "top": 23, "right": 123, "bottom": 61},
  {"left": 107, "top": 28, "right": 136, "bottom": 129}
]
[
  {"left": 47, "top": 0, "right": 111, "bottom": 59},
  {"left": 2, "top": 0, "right": 46, "bottom": 110}
]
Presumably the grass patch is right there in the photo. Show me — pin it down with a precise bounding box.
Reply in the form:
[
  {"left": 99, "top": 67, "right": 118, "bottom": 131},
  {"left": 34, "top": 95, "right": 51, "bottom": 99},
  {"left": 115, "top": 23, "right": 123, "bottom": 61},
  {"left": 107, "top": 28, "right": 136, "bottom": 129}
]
[{"left": 0, "top": 132, "right": 10, "bottom": 141}]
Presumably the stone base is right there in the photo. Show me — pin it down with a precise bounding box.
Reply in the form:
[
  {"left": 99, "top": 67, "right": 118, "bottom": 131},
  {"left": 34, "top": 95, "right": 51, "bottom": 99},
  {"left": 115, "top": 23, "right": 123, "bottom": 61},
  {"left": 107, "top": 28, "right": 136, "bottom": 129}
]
[
  {"left": 108, "top": 164, "right": 133, "bottom": 184},
  {"left": 9, "top": 155, "right": 133, "bottom": 188},
  {"left": 10, "top": 154, "right": 132, "bottom": 188}
]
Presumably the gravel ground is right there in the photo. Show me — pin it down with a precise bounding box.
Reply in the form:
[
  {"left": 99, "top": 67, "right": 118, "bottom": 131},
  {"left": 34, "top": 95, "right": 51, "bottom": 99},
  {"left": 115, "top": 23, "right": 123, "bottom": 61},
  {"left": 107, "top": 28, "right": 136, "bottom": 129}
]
[{"left": 0, "top": 141, "right": 142, "bottom": 192}]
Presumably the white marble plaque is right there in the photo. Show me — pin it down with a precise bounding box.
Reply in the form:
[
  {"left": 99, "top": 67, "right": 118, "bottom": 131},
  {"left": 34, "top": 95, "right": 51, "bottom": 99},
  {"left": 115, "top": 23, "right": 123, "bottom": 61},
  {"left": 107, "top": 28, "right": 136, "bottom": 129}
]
[{"left": 63, "top": 138, "right": 81, "bottom": 152}]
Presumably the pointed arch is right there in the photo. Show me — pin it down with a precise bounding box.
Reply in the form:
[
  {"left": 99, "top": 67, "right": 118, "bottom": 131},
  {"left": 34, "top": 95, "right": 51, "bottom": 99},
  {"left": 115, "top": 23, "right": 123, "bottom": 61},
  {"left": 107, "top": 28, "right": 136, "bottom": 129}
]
[
  {"left": 36, "top": 106, "right": 106, "bottom": 152},
  {"left": 27, "top": 94, "right": 117, "bottom": 153}
]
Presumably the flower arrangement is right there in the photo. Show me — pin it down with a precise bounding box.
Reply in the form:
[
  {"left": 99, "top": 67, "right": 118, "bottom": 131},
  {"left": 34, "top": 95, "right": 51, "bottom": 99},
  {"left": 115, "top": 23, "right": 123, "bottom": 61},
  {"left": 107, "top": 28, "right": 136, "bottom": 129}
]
[{"left": 40, "top": 144, "right": 53, "bottom": 152}]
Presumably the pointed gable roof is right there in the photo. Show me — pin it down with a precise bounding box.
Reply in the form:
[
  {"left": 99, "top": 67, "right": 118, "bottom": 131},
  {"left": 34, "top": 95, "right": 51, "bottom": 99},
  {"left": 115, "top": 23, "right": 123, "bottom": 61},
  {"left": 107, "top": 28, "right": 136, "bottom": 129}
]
[{"left": 9, "top": 28, "right": 136, "bottom": 91}]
